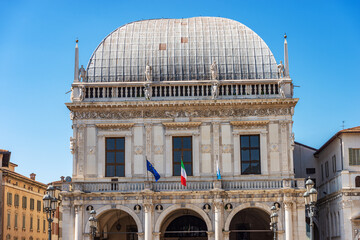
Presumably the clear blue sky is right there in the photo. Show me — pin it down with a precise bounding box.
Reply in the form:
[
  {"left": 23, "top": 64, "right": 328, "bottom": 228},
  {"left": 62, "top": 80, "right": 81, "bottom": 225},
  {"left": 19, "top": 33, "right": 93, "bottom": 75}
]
[{"left": 0, "top": 0, "right": 359, "bottom": 184}]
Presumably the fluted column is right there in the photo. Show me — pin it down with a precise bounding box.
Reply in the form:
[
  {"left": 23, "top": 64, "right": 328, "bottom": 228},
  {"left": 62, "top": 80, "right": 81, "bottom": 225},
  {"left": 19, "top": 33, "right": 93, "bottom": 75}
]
[
  {"left": 284, "top": 202, "right": 293, "bottom": 240},
  {"left": 144, "top": 203, "right": 153, "bottom": 240},
  {"left": 214, "top": 200, "right": 223, "bottom": 240}
]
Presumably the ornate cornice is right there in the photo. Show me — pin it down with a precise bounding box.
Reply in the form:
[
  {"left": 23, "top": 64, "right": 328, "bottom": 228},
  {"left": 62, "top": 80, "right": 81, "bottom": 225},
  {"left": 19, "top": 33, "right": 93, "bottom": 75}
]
[
  {"left": 230, "top": 120, "right": 269, "bottom": 127},
  {"left": 66, "top": 98, "right": 299, "bottom": 110},
  {"left": 163, "top": 122, "right": 202, "bottom": 129},
  {"left": 96, "top": 123, "right": 135, "bottom": 129}
]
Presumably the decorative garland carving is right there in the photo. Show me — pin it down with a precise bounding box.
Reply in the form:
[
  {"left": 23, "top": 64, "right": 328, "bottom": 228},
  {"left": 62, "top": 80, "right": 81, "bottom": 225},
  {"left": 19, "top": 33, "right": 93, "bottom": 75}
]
[
  {"left": 230, "top": 120, "right": 269, "bottom": 126},
  {"left": 222, "top": 144, "right": 233, "bottom": 153},
  {"left": 73, "top": 108, "right": 292, "bottom": 120},
  {"left": 201, "top": 144, "right": 211, "bottom": 153},
  {"left": 134, "top": 146, "right": 144, "bottom": 155},
  {"left": 154, "top": 145, "right": 163, "bottom": 155}
]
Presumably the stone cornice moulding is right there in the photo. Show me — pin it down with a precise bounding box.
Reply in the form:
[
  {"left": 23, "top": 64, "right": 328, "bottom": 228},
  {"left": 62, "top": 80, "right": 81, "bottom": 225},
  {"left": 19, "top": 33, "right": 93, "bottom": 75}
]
[
  {"left": 163, "top": 122, "right": 202, "bottom": 128},
  {"left": 96, "top": 123, "right": 135, "bottom": 129},
  {"left": 230, "top": 120, "right": 270, "bottom": 127},
  {"left": 66, "top": 98, "right": 299, "bottom": 111}
]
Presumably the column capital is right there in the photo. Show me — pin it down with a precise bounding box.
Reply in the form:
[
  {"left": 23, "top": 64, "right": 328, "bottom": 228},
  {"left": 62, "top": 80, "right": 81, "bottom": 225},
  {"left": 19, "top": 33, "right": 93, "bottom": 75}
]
[
  {"left": 284, "top": 201, "right": 293, "bottom": 209},
  {"left": 144, "top": 203, "right": 154, "bottom": 212}
]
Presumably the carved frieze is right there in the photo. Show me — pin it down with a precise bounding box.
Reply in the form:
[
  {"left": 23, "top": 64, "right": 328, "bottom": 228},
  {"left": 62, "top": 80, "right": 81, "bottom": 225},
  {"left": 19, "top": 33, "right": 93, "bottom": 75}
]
[{"left": 73, "top": 107, "right": 292, "bottom": 120}]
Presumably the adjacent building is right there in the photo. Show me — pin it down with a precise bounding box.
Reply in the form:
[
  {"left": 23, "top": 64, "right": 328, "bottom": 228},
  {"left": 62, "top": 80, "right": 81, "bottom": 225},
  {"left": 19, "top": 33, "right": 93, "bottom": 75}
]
[
  {"left": 0, "top": 150, "right": 48, "bottom": 240},
  {"left": 313, "top": 126, "right": 360, "bottom": 240},
  {"left": 62, "top": 17, "right": 306, "bottom": 240}
]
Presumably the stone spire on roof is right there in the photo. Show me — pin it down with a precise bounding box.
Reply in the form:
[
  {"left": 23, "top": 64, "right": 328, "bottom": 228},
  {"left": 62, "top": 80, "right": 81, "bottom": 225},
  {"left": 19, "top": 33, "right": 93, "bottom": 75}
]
[
  {"left": 74, "top": 39, "right": 79, "bottom": 82},
  {"left": 284, "top": 34, "right": 289, "bottom": 77}
]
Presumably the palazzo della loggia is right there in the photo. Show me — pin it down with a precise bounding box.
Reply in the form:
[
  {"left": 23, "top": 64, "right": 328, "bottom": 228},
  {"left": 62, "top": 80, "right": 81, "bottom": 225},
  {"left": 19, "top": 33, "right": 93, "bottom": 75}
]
[{"left": 62, "top": 17, "right": 305, "bottom": 240}]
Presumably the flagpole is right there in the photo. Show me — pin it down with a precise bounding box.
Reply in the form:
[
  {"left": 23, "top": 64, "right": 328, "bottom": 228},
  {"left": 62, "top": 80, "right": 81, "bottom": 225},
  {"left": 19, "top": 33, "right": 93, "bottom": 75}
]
[{"left": 146, "top": 156, "right": 149, "bottom": 182}]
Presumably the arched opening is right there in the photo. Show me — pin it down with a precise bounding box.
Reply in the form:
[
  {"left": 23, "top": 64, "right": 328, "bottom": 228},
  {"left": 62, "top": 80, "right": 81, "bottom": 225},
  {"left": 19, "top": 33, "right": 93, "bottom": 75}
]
[
  {"left": 97, "top": 209, "right": 138, "bottom": 240},
  {"left": 160, "top": 209, "right": 208, "bottom": 240},
  {"left": 229, "top": 208, "right": 272, "bottom": 240}
]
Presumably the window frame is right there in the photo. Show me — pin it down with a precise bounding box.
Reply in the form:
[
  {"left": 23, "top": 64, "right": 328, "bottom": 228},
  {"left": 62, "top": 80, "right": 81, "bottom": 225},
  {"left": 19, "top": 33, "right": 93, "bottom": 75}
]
[
  {"left": 325, "top": 161, "right": 329, "bottom": 178},
  {"left": 349, "top": 148, "right": 360, "bottom": 165},
  {"left": 332, "top": 155, "right": 336, "bottom": 173},
  {"left": 240, "top": 135, "right": 261, "bottom": 175},
  {"left": 22, "top": 196, "right": 27, "bottom": 209},
  {"left": 7, "top": 192, "right": 12, "bottom": 206},
  {"left": 172, "top": 136, "right": 193, "bottom": 176},
  {"left": 30, "top": 198, "right": 35, "bottom": 211},
  {"left": 105, "top": 137, "right": 126, "bottom": 177}
]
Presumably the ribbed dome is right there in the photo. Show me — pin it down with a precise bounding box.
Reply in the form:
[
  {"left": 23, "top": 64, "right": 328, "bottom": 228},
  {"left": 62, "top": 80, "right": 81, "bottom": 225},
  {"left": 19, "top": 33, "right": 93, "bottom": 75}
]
[{"left": 86, "top": 17, "right": 279, "bottom": 82}]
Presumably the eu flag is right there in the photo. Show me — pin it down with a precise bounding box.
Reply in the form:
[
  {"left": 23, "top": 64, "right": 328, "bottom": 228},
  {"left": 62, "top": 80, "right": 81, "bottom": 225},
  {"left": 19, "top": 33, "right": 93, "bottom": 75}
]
[{"left": 146, "top": 159, "right": 160, "bottom": 182}]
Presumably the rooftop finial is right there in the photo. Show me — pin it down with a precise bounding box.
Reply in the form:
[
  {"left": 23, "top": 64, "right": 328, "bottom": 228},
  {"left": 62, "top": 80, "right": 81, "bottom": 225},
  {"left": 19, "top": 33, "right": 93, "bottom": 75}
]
[
  {"left": 74, "top": 39, "right": 79, "bottom": 82},
  {"left": 284, "top": 33, "right": 289, "bottom": 77}
]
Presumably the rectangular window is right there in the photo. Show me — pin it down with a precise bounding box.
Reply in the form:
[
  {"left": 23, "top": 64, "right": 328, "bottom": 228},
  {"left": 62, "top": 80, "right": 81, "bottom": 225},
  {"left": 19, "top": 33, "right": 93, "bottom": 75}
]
[
  {"left": 14, "top": 194, "right": 19, "bottom": 207},
  {"left": 37, "top": 218, "right": 40, "bottom": 232},
  {"left": 43, "top": 219, "right": 46, "bottom": 232},
  {"left": 325, "top": 161, "right": 329, "bottom": 178},
  {"left": 30, "top": 198, "right": 34, "bottom": 210},
  {"left": 7, "top": 192, "right": 12, "bottom": 206},
  {"left": 14, "top": 213, "right": 18, "bottom": 228},
  {"left": 349, "top": 148, "right": 360, "bottom": 165},
  {"left": 105, "top": 138, "right": 125, "bottom": 177},
  {"left": 332, "top": 155, "right": 336, "bottom": 173},
  {"left": 321, "top": 164, "right": 324, "bottom": 181},
  {"left": 173, "top": 136, "right": 192, "bottom": 176},
  {"left": 240, "top": 135, "right": 261, "bottom": 174},
  {"left": 30, "top": 216, "right": 33, "bottom": 230},
  {"left": 37, "top": 200, "right": 41, "bottom": 212},
  {"left": 22, "top": 196, "right": 27, "bottom": 209},
  {"left": 306, "top": 168, "right": 316, "bottom": 174},
  {"left": 22, "top": 215, "right": 26, "bottom": 229},
  {"left": 7, "top": 213, "right": 11, "bottom": 228}
]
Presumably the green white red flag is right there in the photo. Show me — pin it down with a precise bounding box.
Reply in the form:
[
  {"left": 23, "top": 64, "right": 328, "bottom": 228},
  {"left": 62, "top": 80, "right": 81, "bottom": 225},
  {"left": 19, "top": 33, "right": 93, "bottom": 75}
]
[{"left": 181, "top": 158, "right": 187, "bottom": 186}]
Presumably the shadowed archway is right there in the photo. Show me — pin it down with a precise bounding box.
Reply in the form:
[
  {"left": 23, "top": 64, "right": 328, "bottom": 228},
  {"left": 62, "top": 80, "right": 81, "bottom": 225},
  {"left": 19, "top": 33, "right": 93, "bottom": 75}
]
[{"left": 229, "top": 208, "right": 272, "bottom": 240}]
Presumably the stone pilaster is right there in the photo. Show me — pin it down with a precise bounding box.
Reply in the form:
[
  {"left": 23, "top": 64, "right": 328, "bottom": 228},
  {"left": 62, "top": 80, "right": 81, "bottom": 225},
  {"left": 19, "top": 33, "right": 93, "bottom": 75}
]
[
  {"left": 284, "top": 201, "right": 293, "bottom": 240},
  {"left": 144, "top": 203, "right": 153, "bottom": 240},
  {"left": 214, "top": 200, "right": 223, "bottom": 240}
]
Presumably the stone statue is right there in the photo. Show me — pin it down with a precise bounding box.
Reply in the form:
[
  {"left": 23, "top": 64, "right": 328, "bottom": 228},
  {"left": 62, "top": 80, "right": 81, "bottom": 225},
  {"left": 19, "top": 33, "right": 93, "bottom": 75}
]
[
  {"left": 79, "top": 65, "right": 86, "bottom": 81},
  {"left": 290, "top": 132, "right": 295, "bottom": 147},
  {"left": 212, "top": 82, "right": 219, "bottom": 100},
  {"left": 70, "top": 137, "right": 76, "bottom": 154},
  {"left": 79, "top": 86, "right": 85, "bottom": 101},
  {"left": 144, "top": 83, "right": 151, "bottom": 100},
  {"left": 211, "top": 61, "right": 218, "bottom": 80},
  {"left": 70, "top": 87, "right": 74, "bottom": 102},
  {"left": 277, "top": 61, "right": 285, "bottom": 78},
  {"left": 145, "top": 64, "right": 152, "bottom": 81},
  {"left": 278, "top": 79, "right": 285, "bottom": 98}
]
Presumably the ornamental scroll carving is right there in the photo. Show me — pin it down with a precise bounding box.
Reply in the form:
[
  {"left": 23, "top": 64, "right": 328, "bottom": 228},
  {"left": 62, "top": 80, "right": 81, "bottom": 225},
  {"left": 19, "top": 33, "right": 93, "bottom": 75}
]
[{"left": 73, "top": 108, "right": 292, "bottom": 120}]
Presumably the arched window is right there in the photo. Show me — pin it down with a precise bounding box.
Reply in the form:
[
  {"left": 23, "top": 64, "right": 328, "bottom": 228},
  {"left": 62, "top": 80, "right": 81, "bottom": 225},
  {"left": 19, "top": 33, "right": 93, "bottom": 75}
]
[{"left": 355, "top": 176, "right": 360, "bottom": 187}]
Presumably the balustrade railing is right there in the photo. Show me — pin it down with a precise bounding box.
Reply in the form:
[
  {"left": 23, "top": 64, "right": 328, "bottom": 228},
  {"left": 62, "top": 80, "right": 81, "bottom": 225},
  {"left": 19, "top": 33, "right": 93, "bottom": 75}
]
[
  {"left": 65, "top": 178, "right": 304, "bottom": 193},
  {"left": 78, "top": 80, "right": 281, "bottom": 101}
]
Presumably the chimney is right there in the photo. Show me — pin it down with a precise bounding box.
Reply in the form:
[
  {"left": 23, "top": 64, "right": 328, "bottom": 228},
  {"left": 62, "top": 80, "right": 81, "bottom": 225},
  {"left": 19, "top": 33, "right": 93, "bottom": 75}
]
[
  {"left": 30, "top": 173, "right": 36, "bottom": 180},
  {"left": 60, "top": 176, "right": 65, "bottom": 182}
]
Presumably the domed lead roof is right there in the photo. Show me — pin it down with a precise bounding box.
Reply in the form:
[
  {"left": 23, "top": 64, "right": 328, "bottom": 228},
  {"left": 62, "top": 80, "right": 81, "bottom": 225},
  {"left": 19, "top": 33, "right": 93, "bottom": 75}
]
[{"left": 86, "top": 17, "right": 278, "bottom": 82}]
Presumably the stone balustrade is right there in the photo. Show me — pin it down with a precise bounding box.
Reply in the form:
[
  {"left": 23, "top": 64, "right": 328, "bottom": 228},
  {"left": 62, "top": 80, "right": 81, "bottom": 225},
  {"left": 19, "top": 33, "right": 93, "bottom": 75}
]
[
  {"left": 64, "top": 178, "right": 304, "bottom": 193},
  {"left": 72, "top": 79, "right": 289, "bottom": 102}
]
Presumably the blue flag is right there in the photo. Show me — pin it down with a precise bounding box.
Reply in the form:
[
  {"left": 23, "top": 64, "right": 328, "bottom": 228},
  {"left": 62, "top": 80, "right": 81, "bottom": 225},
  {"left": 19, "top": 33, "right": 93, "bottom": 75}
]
[
  {"left": 146, "top": 159, "right": 160, "bottom": 182},
  {"left": 216, "top": 160, "right": 221, "bottom": 180}
]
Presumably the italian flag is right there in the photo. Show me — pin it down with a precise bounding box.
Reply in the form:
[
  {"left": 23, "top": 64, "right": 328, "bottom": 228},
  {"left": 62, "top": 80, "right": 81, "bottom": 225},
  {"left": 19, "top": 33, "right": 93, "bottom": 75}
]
[{"left": 181, "top": 158, "right": 187, "bottom": 187}]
